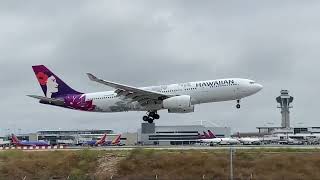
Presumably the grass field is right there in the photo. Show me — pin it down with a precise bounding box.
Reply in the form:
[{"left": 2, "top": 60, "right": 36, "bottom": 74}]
[{"left": 1, "top": 148, "right": 320, "bottom": 179}]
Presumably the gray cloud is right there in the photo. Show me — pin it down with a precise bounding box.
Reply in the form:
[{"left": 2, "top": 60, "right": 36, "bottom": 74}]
[{"left": 1, "top": 1, "right": 320, "bottom": 135}]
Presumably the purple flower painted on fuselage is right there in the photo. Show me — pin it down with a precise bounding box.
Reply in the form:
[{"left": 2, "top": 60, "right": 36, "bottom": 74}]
[{"left": 64, "top": 94, "right": 95, "bottom": 111}]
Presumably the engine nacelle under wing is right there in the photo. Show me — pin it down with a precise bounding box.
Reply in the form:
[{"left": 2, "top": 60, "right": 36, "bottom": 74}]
[
  {"left": 168, "top": 105, "right": 195, "bottom": 113},
  {"left": 162, "top": 95, "right": 191, "bottom": 109}
]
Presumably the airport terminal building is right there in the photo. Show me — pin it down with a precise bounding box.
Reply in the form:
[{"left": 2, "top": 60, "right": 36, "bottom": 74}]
[
  {"left": 14, "top": 129, "right": 131, "bottom": 145},
  {"left": 138, "top": 123, "right": 231, "bottom": 146},
  {"left": 37, "top": 129, "right": 114, "bottom": 145},
  {"left": 9, "top": 123, "right": 231, "bottom": 146}
]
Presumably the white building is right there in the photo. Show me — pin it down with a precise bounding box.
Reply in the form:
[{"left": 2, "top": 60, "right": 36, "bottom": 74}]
[{"left": 138, "top": 123, "right": 231, "bottom": 146}]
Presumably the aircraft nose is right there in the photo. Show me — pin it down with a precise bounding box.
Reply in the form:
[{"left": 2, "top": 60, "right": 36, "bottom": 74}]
[{"left": 255, "top": 83, "right": 263, "bottom": 92}]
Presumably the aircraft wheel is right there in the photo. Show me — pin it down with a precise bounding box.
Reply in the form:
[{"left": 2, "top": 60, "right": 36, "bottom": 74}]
[
  {"left": 154, "top": 114, "right": 160, "bottom": 119},
  {"left": 236, "top": 104, "right": 241, "bottom": 109},
  {"left": 147, "top": 118, "right": 154, "bottom": 123},
  {"left": 143, "top": 116, "right": 149, "bottom": 121}
]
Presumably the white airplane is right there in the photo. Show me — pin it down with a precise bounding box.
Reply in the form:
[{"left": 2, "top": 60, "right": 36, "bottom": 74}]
[
  {"left": 238, "top": 137, "right": 261, "bottom": 145},
  {"left": 236, "top": 133, "right": 262, "bottom": 145},
  {"left": 200, "top": 130, "right": 240, "bottom": 145},
  {"left": 0, "top": 139, "right": 10, "bottom": 146},
  {"left": 200, "top": 137, "right": 240, "bottom": 145},
  {"left": 29, "top": 65, "right": 263, "bottom": 123}
]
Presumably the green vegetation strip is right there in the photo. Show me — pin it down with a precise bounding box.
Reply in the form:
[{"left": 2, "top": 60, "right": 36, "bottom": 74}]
[{"left": 1, "top": 148, "right": 320, "bottom": 179}]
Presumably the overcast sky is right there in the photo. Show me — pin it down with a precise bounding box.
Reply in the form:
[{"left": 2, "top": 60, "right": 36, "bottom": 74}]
[{"left": 1, "top": 1, "right": 319, "bottom": 135}]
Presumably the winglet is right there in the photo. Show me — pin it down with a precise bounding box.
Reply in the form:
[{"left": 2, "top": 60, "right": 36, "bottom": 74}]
[{"left": 86, "top": 73, "right": 98, "bottom": 81}]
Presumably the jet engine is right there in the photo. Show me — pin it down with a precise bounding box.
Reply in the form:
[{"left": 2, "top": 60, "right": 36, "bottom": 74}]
[{"left": 162, "top": 95, "right": 191, "bottom": 109}]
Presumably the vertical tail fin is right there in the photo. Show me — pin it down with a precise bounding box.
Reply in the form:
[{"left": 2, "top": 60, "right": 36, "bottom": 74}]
[
  {"left": 11, "top": 134, "right": 20, "bottom": 144},
  {"left": 203, "top": 131, "right": 210, "bottom": 139},
  {"left": 96, "top": 134, "right": 107, "bottom": 145},
  {"left": 112, "top": 135, "right": 121, "bottom": 145},
  {"left": 208, "top": 130, "right": 217, "bottom": 138},
  {"left": 237, "top": 132, "right": 241, "bottom": 138},
  {"left": 32, "top": 65, "right": 82, "bottom": 98}
]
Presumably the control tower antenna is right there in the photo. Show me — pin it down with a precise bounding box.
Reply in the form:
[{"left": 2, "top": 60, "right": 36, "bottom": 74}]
[{"left": 276, "top": 90, "right": 294, "bottom": 128}]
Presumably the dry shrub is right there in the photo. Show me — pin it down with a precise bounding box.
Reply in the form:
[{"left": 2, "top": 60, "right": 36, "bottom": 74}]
[
  {"left": 2, "top": 149, "right": 320, "bottom": 179},
  {"left": 117, "top": 149, "right": 320, "bottom": 180},
  {"left": 0, "top": 150, "right": 101, "bottom": 179},
  {"left": 118, "top": 149, "right": 231, "bottom": 179}
]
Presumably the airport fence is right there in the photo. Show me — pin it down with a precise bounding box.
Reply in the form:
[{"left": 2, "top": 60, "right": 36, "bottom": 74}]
[
  {"left": 0, "top": 145, "right": 67, "bottom": 150},
  {"left": 12, "top": 174, "right": 255, "bottom": 180}
]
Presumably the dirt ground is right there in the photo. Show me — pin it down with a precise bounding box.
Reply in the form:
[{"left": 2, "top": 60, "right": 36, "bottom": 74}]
[{"left": 94, "top": 153, "right": 126, "bottom": 178}]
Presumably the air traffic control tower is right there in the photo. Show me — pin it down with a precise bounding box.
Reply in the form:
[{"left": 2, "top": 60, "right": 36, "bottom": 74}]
[{"left": 276, "top": 90, "right": 294, "bottom": 128}]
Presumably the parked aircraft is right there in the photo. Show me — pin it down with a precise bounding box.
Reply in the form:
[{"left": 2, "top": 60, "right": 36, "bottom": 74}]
[
  {"left": 263, "top": 134, "right": 305, "bottom": 145},
  {"left": 82, "top": 134, "right": 122, "bottom": 146},
  {"left": 11, "top": 134, "right": 49, "bottom": 147},
  {"left": 235, "top": 133, "right": 261, "bottom": 145},
  {"left": 0, "top": 139, "right": 10, "bottom": 147},
  {"left": 28, "top": 65, "right": 263, "bottom": 123},
  {"left": 83, "top": 134, "right": 107, "bottom": 146},
  {"left": 203, "top": 131, "right": 212, "bottom": 138},
  {"left": 200, "top": 130, "right": 240, "bottom": 145},
  {"left": 198, "top": 131, "right": 214, "bottom": 139},
  {"left": 199, "top": 137, "right": 222, "bottom": 145},
  {"left": 105, "top": 134, "right": 122, "bottom": 146},
  {"left": 238, "top": 137, "right": 261, "bottom": 145}
]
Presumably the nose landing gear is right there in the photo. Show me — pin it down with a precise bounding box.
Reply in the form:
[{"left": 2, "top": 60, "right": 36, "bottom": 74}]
[
  {"left": 143, "top": 111, "right": 160, "bottom": 123},
  {"left": 236, "top": 99, "right": 241, "bottom": 109}
]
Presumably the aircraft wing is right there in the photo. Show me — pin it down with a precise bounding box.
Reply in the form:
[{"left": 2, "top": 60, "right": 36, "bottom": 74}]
[{"left": 87, "top": 73, "right": 171, "bottom": 105}]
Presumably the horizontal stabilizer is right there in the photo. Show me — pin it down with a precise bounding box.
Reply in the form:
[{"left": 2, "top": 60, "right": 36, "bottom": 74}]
[{"left": 27, "top": 95, "right": 64, "bottom": 106}]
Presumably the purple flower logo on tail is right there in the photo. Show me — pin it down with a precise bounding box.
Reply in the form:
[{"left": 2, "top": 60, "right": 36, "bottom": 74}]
[
  {"left": 36, "top": 72, "right": 48, "bottom": 85},
  {"left": 64, "top": 95, "right": 95, "bottom": 111}
]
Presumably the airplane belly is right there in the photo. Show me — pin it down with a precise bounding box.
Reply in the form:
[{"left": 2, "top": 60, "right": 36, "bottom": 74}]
[
  {"left": 235, "top": 85, "right": 254, "bottom": 99},
  {"left": 93, "top": 99, "right": 148, "bottom": 112},
  {"left": 93, "top": 101, "right": 112, "bottom": 112},
  {"left": 197, "top": 87, "right": 238, "bottom": 104},
  {"left": 217, "top": 87, "right": 238, "bottom": 101}
]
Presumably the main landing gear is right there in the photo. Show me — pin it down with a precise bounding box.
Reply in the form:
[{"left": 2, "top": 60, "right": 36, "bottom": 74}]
[
  {"left": 143, "top": 111, "right": 160, "bottom": 124},
  {"left": 236, "top": 99, "right": 241, "bottom": 109}
]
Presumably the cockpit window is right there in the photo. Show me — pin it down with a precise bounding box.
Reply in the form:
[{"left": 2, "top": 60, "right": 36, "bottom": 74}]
[{"left": 249, "top": 81, "right": 255, "bottom": 84}]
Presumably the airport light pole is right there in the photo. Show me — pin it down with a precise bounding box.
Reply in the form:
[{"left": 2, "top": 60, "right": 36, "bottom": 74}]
[
  {"left": 230, "top": 147, "right": 234, "bottom": 180},
  {"left": 6, "top": 128, "right": 10, "bottom": 137}
]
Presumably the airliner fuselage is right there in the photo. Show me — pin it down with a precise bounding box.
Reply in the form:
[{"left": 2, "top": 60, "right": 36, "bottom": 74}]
[
  {"left": 83, "top": 78, "right": 262, "bottom": 113},
  {"left": 29, "top": 65, "right": 263, "bottom": 123}
]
